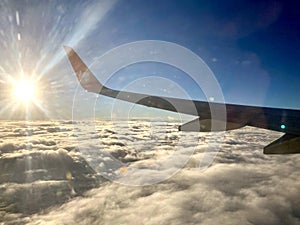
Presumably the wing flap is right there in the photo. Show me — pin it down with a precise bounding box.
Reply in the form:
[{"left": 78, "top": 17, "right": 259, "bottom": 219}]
[{"left": 264, "top": 134, "right": 300, "bottom": 154}]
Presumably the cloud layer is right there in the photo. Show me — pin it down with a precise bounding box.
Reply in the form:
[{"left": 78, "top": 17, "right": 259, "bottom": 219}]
[{"left": 1, "top": 120, "right": 300, "bottom": 225}]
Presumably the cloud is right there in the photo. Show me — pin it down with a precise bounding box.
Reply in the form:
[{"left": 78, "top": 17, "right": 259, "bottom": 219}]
[
  {"left": 25, "top": 163, "right": 300, "bottom": 225},
  {"left": 0, "top": 121, "right": 103, "bottom": 223},
  {"left": 0, "top": 142, "right": 16, "bottom": 153},
  {"left": 1, "top": 121, "right": 300, "bottom": 225}
]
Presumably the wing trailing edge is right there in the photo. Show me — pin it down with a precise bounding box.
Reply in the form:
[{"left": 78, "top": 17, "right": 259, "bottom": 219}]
[{"left": 178, "top": 117, "right": 246, "bottom": 132}]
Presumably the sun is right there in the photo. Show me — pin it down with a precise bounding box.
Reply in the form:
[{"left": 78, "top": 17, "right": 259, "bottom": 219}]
[
  {"left": 6, "top": 76, "right": 47, "bottom": 119},
  {"left": 13, "top": 79, "right": 36, "bottom": 103}
]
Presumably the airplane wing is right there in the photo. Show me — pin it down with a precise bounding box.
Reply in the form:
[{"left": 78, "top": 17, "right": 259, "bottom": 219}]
[{"left": 64, "top": 46, "right": 300, "bottom": 154}]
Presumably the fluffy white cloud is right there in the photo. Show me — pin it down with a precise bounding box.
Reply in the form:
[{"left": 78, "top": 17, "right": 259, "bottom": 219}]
[{"left": 1, "top": 121, "right": 300, "bottom": 225}]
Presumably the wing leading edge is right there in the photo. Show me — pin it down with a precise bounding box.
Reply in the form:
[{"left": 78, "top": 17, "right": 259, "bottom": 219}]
[{"left": 64, "top": 46, "right": 300, "bottom": 154}]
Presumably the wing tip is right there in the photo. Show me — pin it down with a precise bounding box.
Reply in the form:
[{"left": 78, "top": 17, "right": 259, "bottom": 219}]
[
  {"left": 63, "top": 45, "right": 73, "bottom": 55},
  {"left": 64, "top": 45, "right": 103, "bottom": 94}
]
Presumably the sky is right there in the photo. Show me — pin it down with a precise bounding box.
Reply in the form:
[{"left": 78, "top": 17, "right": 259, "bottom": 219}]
[{"left": 0, "top": 0, "right": 299, "bottom": 120}]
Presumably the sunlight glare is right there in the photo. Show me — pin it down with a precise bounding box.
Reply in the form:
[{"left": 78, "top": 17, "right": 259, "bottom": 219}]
[{"left": 13, "top": 80, "right": 35, "bottom": 102}]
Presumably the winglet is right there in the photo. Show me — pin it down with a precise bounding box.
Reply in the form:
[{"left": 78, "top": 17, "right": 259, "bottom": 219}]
[{"left": 64, "top": 45, "right": 102, "bottom": 93}]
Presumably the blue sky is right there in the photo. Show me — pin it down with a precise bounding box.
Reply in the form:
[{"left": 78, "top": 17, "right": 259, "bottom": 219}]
[{"left": 0, "top": 0, "right": 299, "bottom": 119}]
